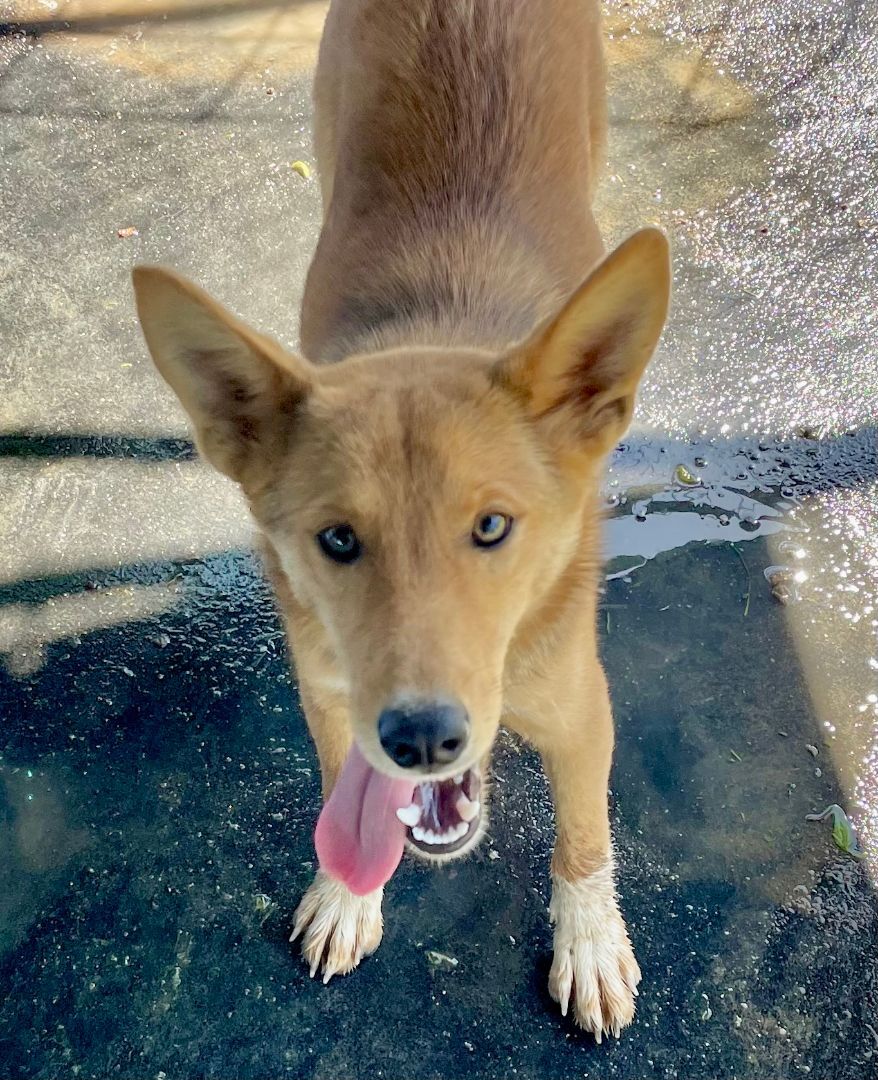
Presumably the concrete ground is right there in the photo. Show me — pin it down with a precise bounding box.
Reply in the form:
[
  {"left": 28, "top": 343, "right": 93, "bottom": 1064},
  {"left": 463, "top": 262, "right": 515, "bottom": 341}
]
[{"left": 1, "top": 1, "right": 877, "bottom": 1077}]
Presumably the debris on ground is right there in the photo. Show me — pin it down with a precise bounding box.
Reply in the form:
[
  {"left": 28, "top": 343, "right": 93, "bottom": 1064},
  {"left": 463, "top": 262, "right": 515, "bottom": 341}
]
[
  {"left": 805, "top": 804, "right": 864, "bottom": 860},
  {"left": 764, "top": 566, "right": 794, "bottom": 604},
  {"left": 116, "top": 225, "right": 139, "bottom": 238},
  {"left": 252, "top": 893, "right": 274, "bottom": 925},
  {"left": 674, "top": 463, "right": 701, "bottom": 486},
  {"left": 290, "top": 160, "right": 312, "bottom": 179},
  {"left": 425, "top": 950, "right": 459, "bottom": 970}
]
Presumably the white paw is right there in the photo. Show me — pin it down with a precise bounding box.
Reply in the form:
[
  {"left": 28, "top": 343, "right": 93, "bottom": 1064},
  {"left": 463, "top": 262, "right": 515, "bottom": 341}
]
[
  {"left": 548, "top": 862, "right": 641, "bottom": 1040},
  {"left": 290, "top": 870, "right": 383, "bottom": 983}
]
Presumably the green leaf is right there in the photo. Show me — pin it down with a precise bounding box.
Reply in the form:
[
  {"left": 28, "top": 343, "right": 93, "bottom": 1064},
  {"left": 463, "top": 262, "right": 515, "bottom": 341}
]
[{"left": 674, "top": 464, "right": 701, "bottom": 486}]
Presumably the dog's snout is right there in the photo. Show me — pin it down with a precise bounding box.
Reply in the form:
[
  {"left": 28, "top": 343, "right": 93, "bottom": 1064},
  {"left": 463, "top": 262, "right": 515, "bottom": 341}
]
[{"left": 378, "top": 700, "right": 470, "bottom": 769}]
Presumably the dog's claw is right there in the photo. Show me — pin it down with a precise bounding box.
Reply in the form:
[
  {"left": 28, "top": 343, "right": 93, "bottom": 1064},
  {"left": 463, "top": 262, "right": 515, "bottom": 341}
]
[{"left": 291, "top": 870, "right": 383, "bottom": 983}]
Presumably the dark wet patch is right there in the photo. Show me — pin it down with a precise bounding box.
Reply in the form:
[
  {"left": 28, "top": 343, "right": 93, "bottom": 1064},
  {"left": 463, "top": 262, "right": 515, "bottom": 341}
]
[{"left": 1, "top": 540, "right": 875, "bottom": 1078}]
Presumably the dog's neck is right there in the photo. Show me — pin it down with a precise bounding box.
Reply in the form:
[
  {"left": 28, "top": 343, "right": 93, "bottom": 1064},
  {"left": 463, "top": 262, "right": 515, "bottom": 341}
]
[{"left": 310, "top": 215, "right": 570, "bottom": 361}]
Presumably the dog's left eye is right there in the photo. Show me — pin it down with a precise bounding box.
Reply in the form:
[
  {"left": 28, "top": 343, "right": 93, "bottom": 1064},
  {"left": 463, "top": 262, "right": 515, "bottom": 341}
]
[
  {"left": 316, "top": 524, "right": 362, "bottom": 564},
  {"left": 472, "top": 512, "right": 514, "bottom": 548}
]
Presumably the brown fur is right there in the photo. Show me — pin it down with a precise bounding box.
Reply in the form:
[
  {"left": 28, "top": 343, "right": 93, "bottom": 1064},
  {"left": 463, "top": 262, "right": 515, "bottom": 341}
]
[{"left": 133, "top": 0, "right": 670, "bottom": 1039}]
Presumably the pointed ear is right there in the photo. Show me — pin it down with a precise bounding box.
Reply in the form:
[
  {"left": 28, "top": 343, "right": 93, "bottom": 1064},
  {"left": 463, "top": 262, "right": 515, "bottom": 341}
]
[
  {"left": 132, "top": 267, "right": 315, "bottom": 484},
  {"left": 494, "top": 228, "right": 670, "bottom": 455}
]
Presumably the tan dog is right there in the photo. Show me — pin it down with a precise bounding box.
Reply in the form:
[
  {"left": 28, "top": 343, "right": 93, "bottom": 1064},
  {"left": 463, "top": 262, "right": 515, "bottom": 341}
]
[{"left": 133, "top": 0, "right": 670, "bottom": 1040}]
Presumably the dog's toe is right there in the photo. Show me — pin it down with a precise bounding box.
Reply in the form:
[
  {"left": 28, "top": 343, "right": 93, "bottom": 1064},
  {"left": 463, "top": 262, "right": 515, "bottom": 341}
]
[{"left": 291, "top": 870, "right": 383, "bottom": 982}]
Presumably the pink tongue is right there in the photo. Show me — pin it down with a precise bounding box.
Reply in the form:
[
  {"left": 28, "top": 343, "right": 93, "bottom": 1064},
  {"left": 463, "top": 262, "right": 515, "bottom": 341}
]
[{"left": 314, "top": 743, "right": 415, "bottom": 895}]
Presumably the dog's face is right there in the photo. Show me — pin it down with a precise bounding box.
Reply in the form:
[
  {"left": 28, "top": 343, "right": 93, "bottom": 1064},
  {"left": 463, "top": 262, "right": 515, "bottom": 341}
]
[
  {"left": 133, "top": 229, "right": 669, "bottom": 794},
  {"left": 250, "top": 347, "right": 580, "bottom": 778}
]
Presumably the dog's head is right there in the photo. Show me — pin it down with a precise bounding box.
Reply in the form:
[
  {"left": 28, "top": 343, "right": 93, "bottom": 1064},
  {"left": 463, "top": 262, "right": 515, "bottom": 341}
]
[{"left": 133, "top": 229, "right": 669, "bottom": 868}]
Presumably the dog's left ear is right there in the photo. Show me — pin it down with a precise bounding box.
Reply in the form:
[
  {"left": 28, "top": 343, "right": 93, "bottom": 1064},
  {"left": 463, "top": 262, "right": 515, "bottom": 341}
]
[{"left": 494, "top": 228, "right": 670, "bottom": 455}]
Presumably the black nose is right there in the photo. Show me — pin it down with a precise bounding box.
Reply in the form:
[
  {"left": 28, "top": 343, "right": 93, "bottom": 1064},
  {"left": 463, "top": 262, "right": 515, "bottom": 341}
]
[{"left": 378, "top": 701, "right": 470, "bottom": 769}]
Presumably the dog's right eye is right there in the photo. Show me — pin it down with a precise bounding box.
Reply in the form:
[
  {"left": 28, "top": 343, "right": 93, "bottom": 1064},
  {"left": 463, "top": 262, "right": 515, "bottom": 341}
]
[{"left": 316, "top": 524, "right": 362, "bottom": 564}]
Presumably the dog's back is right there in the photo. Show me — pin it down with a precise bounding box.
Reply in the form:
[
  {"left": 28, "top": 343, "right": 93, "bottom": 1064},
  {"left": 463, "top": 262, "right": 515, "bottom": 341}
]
[{"left": 302, "top": 0, "right": 607, "bottom": 360}]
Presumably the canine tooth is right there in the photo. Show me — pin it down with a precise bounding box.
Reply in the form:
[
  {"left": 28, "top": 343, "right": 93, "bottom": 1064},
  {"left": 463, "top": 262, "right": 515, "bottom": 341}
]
[
  {"left": 456, "top": 794, "right": 480, "bottom": 822},
  {"left": 412, "top": 825, "right": 427, "bottom": 842},
  {"left": 456, "top": 821, "right": 469, "bottom": 839},
  {"left": 396, "top": 804, "right": 421, "bottom": 828},
  {"left": 453, "top": 773, "right": 464, "bottom": 785}
]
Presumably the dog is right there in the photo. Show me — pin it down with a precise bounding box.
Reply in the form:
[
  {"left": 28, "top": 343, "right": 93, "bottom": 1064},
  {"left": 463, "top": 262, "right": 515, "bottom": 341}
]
[{"left": 133, "top": 0, "right": 670, "bottom": 1040}]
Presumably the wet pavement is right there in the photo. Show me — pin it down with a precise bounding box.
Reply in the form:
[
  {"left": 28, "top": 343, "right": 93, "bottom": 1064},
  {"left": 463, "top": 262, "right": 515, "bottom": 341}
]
[{"left": 1, "top": 1, "right": 877, "bottom": 1077}]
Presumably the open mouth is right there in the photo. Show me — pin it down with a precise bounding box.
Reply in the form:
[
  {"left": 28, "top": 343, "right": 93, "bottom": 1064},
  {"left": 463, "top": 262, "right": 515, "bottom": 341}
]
[
  {"left": 396, "top": 767, "right": 482, "bottom": 855},
  {"left": 314, "top": 744, "right": 485, "bottom": 896}
]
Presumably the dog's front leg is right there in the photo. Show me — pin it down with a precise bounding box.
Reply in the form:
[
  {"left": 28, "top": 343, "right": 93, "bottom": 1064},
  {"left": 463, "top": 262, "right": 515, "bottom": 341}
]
[
  {"left": 289, "top": 684, "right": 384, "bottom": 982},
  {"left": 533, "top": 685, "right": 641, "bottom": 1040}
]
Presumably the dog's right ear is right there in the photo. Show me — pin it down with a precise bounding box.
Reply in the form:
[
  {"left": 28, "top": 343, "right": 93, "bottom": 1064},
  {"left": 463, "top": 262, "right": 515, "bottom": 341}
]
[{"left": 132, "top": 267, "right": 315, "bottom": 485}]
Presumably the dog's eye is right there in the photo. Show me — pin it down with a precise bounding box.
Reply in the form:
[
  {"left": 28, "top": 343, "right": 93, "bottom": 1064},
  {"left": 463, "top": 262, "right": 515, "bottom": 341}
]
[
  {"left": 316, "top": 524, "right": 362, "bottom": 564},
  {"left": 472, "top": 512, "right": 513, "bottom": 548}
]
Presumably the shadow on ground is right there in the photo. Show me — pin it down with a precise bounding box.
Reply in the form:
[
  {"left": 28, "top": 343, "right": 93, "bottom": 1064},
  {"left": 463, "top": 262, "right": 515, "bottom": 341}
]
[{"left": 0, "top": 473, "right": 875, "bottom": 1077}]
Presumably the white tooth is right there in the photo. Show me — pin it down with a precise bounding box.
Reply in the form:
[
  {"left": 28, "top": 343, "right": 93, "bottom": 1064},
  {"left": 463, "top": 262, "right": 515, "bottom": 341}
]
[
  {"left": 423, "top": 830, "right": 438, "bottom": 844},
  {"left": 412, "top": 825, "right": 427, "bottom": 842},
  {"left": 396, "top": 804, "right": 421, "bottom": 828},
  {"left": 454, "top": 773, "right": 464, "bottom": 784},
  {"left": 456, "top": 794, "right": 480, "bottom": 823},
  {"left": 456, "top": 821, "right": 469, "bottom": 839}
]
